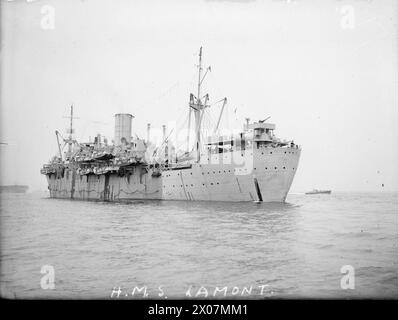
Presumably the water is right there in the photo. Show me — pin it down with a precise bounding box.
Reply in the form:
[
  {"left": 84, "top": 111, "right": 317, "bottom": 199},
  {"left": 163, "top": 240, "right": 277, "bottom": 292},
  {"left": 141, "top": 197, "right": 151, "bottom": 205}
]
[{"left": 1, "top": 191, "right": 397, "bottom": 299}]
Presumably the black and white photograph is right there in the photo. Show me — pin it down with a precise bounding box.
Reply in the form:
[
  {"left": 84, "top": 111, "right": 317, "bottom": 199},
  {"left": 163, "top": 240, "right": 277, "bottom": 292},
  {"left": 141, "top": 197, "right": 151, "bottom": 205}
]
[{"left": 0, "top": 0, "right": 397, "bottom": 306}]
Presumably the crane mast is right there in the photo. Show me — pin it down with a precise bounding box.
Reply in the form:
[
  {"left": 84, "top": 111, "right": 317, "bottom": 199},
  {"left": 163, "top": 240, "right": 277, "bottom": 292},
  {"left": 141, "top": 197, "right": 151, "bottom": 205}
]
[{"left": 190, "top": 47, "right": 209, "bottom": 162}]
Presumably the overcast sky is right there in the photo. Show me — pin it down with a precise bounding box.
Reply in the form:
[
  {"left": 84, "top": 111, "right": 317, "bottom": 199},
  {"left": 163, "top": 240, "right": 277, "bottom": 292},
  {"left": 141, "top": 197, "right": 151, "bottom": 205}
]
[{"left": 1, "top": 0, "right": 397, "bottom": 192}]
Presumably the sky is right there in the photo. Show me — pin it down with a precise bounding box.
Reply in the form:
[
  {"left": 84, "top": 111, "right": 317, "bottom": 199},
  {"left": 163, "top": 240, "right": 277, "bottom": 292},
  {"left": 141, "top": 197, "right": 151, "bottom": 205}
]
[{"left": 0, "top": 0, "right": 397, "bottom": 192}]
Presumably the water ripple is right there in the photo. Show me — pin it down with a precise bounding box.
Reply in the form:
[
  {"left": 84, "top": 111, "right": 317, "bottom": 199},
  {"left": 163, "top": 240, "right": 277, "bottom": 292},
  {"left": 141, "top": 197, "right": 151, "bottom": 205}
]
[{"left": 1, "top": 191, "right": 397, "bottom": 299}]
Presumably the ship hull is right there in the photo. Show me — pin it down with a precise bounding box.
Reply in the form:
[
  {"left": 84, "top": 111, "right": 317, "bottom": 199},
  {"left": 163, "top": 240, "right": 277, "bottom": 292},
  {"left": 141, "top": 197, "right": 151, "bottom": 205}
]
[
  {"left": 46, "top": 165, "right": 162, "bottom": 201},
  {"left": 305, "top": 190, "right": 331, "bottom": 195},
  {"left": 45, "top": 147, "right": 301, "bottom": 202},
  {"left": 0, "top": 185, "right": 29, "bottom": 193},
  {"left": 162, "top": 147, "right": 300, "bottom": 202}
]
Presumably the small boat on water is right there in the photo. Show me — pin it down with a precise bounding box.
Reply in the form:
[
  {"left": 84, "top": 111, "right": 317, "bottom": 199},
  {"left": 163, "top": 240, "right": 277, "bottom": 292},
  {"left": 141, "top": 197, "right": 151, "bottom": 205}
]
[{"left": 305, "top": 189, "right": 331, "bottom": 195}]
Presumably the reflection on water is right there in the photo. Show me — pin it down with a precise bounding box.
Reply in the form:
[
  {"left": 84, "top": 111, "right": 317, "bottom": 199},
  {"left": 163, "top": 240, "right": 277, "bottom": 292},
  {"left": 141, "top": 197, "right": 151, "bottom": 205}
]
[{"left": 0, "top": 192, "right": 397, "bottom": 299}]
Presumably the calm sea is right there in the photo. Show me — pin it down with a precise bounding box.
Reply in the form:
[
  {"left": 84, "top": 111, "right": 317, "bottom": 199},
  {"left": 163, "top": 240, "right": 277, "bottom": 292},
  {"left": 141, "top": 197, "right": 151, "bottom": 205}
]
[{"left": 1, "top": 191, "right": 397, "bottom": 299}]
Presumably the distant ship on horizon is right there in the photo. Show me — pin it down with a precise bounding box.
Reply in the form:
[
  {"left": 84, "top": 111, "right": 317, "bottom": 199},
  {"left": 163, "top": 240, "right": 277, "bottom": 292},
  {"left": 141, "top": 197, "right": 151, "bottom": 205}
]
[
  {"left": 41, "top": 48, "right": 301, "bottom": 202},
  {"left": 305, "top": 189, "right": 332, "bottom": 195},
  {"left": 0, "top": 185, "right": 29, "bottom": 193}
]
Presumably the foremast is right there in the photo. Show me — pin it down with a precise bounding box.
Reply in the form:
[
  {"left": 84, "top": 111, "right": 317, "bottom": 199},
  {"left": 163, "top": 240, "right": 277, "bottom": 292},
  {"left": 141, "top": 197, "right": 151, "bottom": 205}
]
[
  {"left": 189, "top": 47, "right": 210, "bottom": 163},
  {"left": 55, "top": 105, "right": 79, "bottom": 162}
]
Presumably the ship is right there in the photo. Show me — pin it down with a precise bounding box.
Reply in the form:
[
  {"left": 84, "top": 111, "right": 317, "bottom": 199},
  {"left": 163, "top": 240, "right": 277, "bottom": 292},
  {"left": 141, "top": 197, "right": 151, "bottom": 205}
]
[
  {"left": 305, "top": 189, "right": 331, "bottom": 195},
  {"left": 0, "top": 185, "right": 29, "bottom": 193},
  {"left": 41, "top": 48, "right": 301, "bottom": 202}
]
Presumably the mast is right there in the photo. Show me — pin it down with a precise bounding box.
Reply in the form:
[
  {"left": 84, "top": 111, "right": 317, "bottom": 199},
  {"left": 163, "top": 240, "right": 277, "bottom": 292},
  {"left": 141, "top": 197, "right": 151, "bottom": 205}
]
[
  {"left": 68, "top": 105, "right": 73, "bottom": 155},
  {"left": 63, "top": 104, "right": 78, "bottom": 160},
  {"left": 194, "top": 47, "right": 205, "bottom": 162},
  {"left": 186, "top": 107, "right": 192, "bottom": 153},
  {"left": 188, "top": 47, "right": 210, "bottom": 162},
  {"left": 197, "top": 47, "right": 203, "bottom": 105},
  {"left": 195, "top": 47, "right": 203, "bottom": 162}
]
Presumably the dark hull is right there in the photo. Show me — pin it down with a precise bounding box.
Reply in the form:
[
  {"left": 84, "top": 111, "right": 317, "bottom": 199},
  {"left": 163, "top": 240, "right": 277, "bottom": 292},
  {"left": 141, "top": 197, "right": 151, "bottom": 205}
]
[
  {"left": 45, "top": 164, "right": 162, "bottom": 201},
  {"left": 305, "top": 190, "right": 331, "bottom": 195}
]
